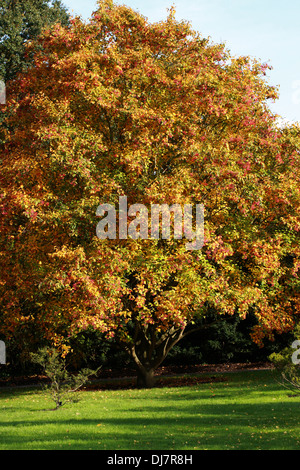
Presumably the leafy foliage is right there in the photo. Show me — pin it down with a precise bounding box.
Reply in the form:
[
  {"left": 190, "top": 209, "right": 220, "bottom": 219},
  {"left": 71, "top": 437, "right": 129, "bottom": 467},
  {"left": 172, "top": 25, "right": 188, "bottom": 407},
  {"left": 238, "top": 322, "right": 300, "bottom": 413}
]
[
  {"left": 0, "top": 0, "right": 70, "bottom": 82},
  {"left": 269, "top": 325, "right": 300, "bottom": 395},
  {"left": 0, "top": 0, "right": 300, "bottom": 387}
]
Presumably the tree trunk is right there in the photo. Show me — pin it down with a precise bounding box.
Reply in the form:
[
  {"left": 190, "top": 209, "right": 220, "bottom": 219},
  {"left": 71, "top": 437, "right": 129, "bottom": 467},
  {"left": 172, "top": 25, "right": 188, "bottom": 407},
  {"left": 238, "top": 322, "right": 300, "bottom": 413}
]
[
  {"left": 126, "top": 323, "right": 186, "bottom": 388},
  {"left": 122, "top": 319, "right": 227, "bottom": 389},
  {"left": 136, "top": 367, "right": 155, "bottom": 389}
]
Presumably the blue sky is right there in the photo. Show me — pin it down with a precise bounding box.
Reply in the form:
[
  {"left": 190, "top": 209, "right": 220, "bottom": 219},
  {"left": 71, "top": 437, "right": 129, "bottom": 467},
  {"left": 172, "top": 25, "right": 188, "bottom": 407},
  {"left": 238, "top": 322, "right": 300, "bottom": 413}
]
[{"left": 62, "top": 0, "right": 300, "bottom": 124}]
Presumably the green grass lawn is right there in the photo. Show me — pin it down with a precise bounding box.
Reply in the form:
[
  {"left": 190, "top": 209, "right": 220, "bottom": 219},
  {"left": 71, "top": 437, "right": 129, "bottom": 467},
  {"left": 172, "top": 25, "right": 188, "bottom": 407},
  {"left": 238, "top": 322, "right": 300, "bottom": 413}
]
[{"left": 0, "top": 369, "right": 299, "bottom": 450}]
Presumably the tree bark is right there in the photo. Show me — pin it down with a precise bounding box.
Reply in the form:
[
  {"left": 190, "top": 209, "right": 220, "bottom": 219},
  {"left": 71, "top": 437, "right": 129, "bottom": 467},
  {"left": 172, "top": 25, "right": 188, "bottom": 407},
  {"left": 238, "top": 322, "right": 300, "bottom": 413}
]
[{"left": 136, "top": 367, "right": 155, "bottom": 389}]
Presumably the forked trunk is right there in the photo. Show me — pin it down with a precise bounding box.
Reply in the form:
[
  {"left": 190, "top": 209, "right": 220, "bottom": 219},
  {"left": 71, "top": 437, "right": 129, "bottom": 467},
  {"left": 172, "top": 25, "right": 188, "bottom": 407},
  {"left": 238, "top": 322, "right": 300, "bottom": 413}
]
[
  {"left": 123, "top": 318, "right": 226, "bottom": 389},
  {"left": 126, "top": 323, "right": 187, "bottom": 388}
]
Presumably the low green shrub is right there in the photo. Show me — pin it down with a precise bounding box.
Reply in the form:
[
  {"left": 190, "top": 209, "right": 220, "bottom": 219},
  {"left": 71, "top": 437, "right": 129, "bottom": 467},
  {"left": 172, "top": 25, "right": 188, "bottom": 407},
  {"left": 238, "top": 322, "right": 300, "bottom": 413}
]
[
  {"left": 269, "top": 325, "right": 300, "bottom": 395},
  {"left": 30, "top": 347, "right": 100, "bottom": 409}
]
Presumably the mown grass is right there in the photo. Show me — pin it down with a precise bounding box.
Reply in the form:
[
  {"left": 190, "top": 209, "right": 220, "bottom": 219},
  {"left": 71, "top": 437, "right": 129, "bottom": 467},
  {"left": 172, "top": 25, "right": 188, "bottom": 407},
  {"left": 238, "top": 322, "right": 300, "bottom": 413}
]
[{"left": 0, "top": 370, "right": 299, "bottom": 450}]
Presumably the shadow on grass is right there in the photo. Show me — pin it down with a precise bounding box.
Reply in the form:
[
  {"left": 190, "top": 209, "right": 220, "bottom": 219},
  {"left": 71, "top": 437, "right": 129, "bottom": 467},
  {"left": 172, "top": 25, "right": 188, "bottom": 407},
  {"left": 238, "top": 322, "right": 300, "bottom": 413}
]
[{"left": 1, "top": 384, "right": 300, "bottom": 450}]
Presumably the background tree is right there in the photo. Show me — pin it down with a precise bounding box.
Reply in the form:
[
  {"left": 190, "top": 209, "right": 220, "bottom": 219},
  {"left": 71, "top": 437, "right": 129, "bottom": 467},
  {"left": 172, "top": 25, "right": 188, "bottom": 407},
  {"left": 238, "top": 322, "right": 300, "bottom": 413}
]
[
  {"left": 0, "top": 0, "right": 299, "bottom": 387},
  {"left": 0, "top": 0, "right": 70, "bottom": 83}
]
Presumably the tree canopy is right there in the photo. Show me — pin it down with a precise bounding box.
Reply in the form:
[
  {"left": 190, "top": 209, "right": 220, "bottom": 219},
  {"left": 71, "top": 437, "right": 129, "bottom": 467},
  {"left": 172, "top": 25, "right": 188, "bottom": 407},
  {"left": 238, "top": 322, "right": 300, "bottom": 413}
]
[{"left": 0, "top": 0, "right": 299, "bottom": 387}]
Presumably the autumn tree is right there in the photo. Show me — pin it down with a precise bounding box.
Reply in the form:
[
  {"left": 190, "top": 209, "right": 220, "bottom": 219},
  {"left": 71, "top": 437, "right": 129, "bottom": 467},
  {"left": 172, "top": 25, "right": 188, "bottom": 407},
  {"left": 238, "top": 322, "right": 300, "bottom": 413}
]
[{"left": 1, "top": 0, "right": 299, "bottom": 387}]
